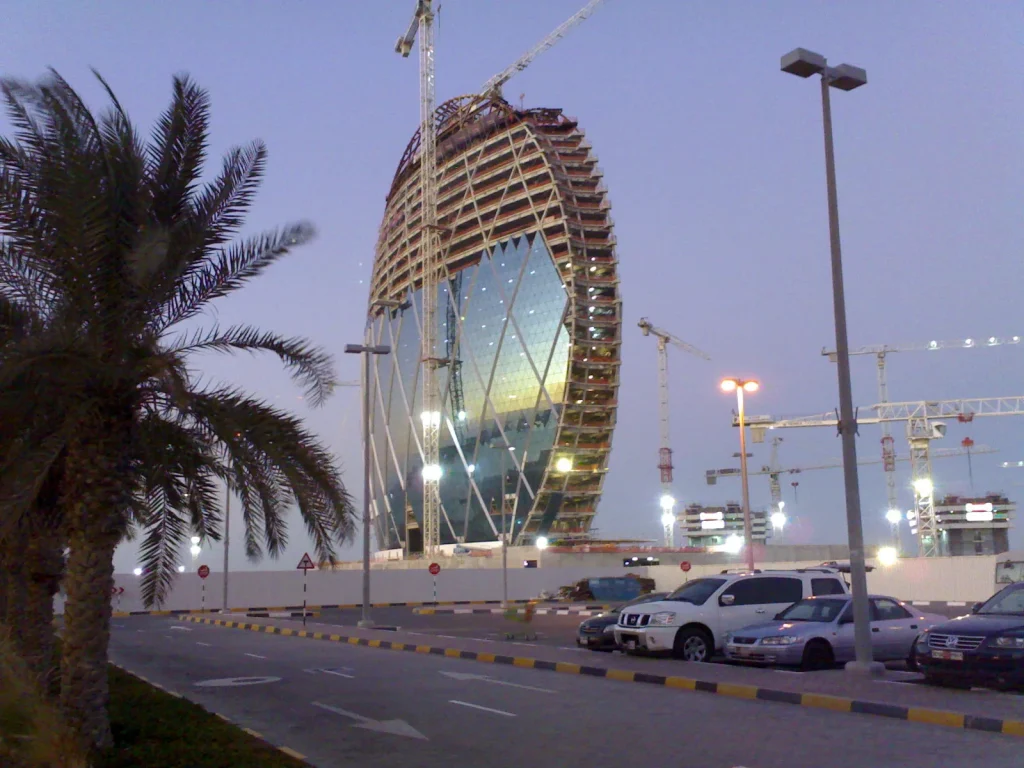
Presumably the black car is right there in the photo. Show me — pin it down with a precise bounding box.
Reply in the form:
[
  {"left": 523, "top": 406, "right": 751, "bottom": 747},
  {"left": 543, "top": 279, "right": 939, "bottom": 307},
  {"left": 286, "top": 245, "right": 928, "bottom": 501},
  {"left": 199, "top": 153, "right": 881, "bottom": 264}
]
[
  {"left": 576, "top": 592, "right": 667, "bottom": 651},
  {"left": 914, "top": 581, "right": 1024, "bottom": 690}
]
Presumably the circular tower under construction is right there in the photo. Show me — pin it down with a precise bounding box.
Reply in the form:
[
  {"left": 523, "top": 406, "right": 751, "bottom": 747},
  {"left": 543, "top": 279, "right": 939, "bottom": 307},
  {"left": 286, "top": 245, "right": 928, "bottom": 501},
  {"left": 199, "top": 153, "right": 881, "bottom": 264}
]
[{"left": 366, "top": 94, "right": 620, "bottom": 552}]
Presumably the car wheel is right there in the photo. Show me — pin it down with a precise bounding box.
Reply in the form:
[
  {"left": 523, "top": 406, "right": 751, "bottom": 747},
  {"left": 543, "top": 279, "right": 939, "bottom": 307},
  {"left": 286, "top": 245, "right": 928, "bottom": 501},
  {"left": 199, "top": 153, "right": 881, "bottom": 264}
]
[
  {"left": 672, "top": 627, "right": 712, "bottom": 662},
  {"left": 801, "top": 640, "right": 835, "bottom": 671},
  {"left": 923, "top": 673, "right": 971, "bottom": 690},
  {"left": 906, "top": 645, "right": 918, "bottom": 672}
]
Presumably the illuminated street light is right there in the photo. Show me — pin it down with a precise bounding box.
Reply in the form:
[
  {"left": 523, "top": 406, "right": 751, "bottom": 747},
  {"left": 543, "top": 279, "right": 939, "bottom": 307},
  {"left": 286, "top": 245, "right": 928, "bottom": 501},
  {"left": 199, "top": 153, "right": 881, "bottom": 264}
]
[
  {"left": 133, "top": 568, "right": 143, "bottom": 576},
  {"left": 912, "top": 477, "right": 933, "bottom": 497},
  {"left": 722, "top": 534, "right": 744, "bottom": 555},
  {"left": 885, "top": 509, "right": 902, "bottom": 525},
  {"left": 721, "top": 377, "right": 759, "bottom": 570},
  {"left": 659, "top": 493, "right": 675, "bottom": 511},
  {"left": 536, "top": 536, "right": 549, "bottom": 550},
  {"left": 177, "top": 565, "right": 186, "bottom": 573},
  {"left": 422, "top": 464, "right": 442, "bottom": 482},
  {"left": 770, "top": 512, "right": 787, "bottom": 530},
  {"left": 876, "top": 547, "right": 899, "bottom": 567},
  {"left": 660, "top": 511, "right": 675, "bottom": 528},
  {"left": 555, "top": 457, "right": 573, "bottom": 472}
]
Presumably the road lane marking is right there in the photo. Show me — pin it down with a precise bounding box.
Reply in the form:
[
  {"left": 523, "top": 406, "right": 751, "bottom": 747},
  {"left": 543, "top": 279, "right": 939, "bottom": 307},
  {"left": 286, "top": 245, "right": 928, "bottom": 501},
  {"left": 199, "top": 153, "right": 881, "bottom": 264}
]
[
  {"left": 440, "top": 670, "right": 556, "bottom": 693},
  {"left": 245, "top": 653, "right": 267, "bottom": 659},
  {"left": 195, "top": 676, "right": 281, "bottom": 687},
  {"left": 304, "top": 667, "right": 355, "bottom": 679},
  {"left": 169, "top": 626, "right": 193, "bottom": 632},
  {"left": 196, "top": 642, "right": 212, "bottom": 647},
  {"left": 449, "top": 700, "right": 516, "bottom": 717},
  {"left": 279, "top": 746, "right": 306, "bottom": 760}
]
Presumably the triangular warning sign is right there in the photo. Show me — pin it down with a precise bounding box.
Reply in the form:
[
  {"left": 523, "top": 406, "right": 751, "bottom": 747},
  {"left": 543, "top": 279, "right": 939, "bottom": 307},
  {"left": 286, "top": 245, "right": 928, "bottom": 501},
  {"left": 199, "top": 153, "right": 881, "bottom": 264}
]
[{"left": 296, "top": 552, "right": 316, "bottom": 570}]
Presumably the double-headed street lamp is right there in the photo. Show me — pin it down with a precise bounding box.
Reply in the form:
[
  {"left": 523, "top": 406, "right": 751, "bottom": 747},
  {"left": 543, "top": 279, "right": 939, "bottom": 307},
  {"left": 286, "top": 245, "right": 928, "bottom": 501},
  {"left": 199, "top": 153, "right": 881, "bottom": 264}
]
[
  {"left": 720, "top": 378, "right": 759, "bottom": 570},
  {"left": 781, "top": 47, "right": 880, "bottom": 676},
  {"left": 346, "top": 299, "right": 401, "bottom": 628}
]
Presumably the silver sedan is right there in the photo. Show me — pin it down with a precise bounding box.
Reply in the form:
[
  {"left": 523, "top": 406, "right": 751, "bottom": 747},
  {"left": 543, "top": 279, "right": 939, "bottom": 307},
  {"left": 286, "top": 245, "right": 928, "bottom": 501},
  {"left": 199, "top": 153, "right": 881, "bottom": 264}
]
[{"left": 724, "top": 595, "right": 946, "bottom": 670}]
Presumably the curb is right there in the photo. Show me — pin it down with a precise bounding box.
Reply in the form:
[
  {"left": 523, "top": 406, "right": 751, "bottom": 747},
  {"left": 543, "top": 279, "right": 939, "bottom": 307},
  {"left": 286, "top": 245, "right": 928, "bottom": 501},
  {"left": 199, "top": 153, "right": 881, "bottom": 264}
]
[
  {"left": 109, "top": 662, "right": 313, "bottom": 764},
  {"left": 245, "top": 611, "right": 320, "bottom": 619},
  {"left": 112, "top": 598, "right": 533, "bottom": 618},
  {"left": 413, "top": 607, "right": 605, "bottom": 616},
  {"left": 178, "top": 616, "right": 1024, "bottom": 739}
]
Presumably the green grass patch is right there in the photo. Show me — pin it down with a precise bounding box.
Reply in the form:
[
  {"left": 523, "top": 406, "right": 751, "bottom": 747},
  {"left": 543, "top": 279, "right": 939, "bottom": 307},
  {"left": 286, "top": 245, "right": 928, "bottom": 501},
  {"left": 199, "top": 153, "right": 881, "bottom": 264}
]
[{"left": 100, "top": 666, "right": 306, "bottom": 768}]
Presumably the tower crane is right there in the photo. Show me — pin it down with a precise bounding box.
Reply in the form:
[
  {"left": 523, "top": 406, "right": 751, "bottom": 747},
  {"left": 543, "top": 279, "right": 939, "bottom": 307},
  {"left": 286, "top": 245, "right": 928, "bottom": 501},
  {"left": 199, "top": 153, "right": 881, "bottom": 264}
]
[
  {"left": 738, "top": 396, "right": 1024, "bottom": 557},
  {"left": 395, "top": 0, "right": 607, "bottom": 554},
  {"left": 823, "top": 335, "right": 1021, "bottom": 527},
  {"left": 638, "top": 318, "right": 710, "bottom": 547},
  {"left": 706, "top": 437, "right": 997, "bottom": 519},
  {"left": 479, "top": 0, "right": 607, "bottom": 99},
  {"left": 396, "top": 1, "right": 444, "bottom": 556}
]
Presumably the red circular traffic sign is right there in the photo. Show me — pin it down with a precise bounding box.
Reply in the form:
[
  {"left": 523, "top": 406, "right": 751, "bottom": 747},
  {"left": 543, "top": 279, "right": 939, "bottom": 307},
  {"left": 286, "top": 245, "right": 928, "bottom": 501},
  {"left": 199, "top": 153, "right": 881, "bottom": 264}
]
[
  {"left": 197, "top": 565, "right": 210, "bottom": 579},
  {"left": 428, "top": 562, "right": 441, "bottom": 576},
  {"left": 680, "top": 561, "right": 692, "bottom": 573}
]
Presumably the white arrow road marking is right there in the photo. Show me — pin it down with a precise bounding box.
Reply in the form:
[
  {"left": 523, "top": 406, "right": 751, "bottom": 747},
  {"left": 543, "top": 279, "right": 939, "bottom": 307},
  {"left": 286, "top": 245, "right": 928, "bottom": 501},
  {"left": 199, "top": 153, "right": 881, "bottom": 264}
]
[
  {"left": 449, "top": 700, "right": 516, "bottom": 717},
  {"left": 439, "top": 670, "right": 556, "bottom": 693},
  {"left": 311, "top": 702, "right": 427, "bottom": 740},
  {"left": 169, "top": 626, "right": 192, "bottom": 631},
  {"left": 244, "top": 653, "right": 267, "bottom": 659}
]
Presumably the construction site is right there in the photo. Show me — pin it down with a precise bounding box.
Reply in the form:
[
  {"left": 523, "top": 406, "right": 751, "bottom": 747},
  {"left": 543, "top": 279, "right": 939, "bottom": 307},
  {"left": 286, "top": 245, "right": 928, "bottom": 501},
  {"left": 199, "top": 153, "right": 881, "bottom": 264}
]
[{"left": 361, "top": 0, "right": 1022, "bottom": 568}]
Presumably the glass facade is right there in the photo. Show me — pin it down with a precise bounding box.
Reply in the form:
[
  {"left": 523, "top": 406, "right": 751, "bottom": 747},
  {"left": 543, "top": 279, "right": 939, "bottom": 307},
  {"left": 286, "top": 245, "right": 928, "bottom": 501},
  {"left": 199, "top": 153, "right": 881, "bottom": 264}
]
[{"left": 367, "top": 233, "right": 573, "bottom": 549}]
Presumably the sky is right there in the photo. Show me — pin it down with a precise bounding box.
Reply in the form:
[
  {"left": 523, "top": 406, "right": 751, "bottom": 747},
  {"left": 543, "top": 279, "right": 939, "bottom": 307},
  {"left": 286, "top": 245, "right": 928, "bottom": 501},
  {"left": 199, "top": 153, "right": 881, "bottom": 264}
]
[{"left": 3, "top": 1, "right": 1022, "bottom": 573}]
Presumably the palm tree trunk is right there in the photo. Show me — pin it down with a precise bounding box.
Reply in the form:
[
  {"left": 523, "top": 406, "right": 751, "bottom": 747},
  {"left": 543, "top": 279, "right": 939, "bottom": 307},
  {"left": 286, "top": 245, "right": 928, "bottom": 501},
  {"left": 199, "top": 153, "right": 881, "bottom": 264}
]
[
  {"left": 24, "top": 531, "right": 63, "bottom": 697},
  {"left": 0, "top": 549, "right": 9, "bottom": 624}
]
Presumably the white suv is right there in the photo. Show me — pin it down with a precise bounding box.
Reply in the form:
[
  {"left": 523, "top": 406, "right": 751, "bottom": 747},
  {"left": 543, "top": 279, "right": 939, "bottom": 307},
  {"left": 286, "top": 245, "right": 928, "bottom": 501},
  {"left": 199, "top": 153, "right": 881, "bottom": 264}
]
[{"left": 614, "top": 569, "right": 849, "bottom": 661}]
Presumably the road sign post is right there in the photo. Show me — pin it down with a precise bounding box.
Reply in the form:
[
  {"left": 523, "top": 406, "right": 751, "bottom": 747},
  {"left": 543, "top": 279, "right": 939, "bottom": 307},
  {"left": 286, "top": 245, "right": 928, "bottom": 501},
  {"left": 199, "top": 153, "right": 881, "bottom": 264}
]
[
  {"left": 297, "top": 553, "right": 316, "bottom": 627},
  {"left": 428, "top": 562, "right": 441, "bottom": 605},
  {"left": 197, "top": 565, "right": 210, "bottom": 612}
]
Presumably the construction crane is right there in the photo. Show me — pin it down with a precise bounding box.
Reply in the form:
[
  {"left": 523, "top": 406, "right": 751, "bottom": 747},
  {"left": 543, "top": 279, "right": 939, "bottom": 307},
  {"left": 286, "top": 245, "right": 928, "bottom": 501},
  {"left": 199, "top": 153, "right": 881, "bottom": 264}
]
[
  {"left": 638, "top": 318, "right": 711, "bottom": 547},
  {"left": 396, "top": 1, "right": 443, "bottom": 556},
  {"left": 479, "top": 0, "right": 607, "bottom": 99},
  {"left": 739, "top": 396, "right": 1024, "bottom": 557},
  {"left": 823, "top": 335, "right": 1021, "bottom": 531},
  {"left": 706, "top": 437, "right": 997, "bottom": 519}
]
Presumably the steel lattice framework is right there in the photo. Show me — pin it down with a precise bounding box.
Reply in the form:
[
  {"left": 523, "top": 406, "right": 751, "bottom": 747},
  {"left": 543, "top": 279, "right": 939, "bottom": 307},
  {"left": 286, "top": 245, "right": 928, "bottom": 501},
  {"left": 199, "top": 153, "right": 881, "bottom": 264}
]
[
  {"left": 367, "top": 95, "right": 621, "bottom": 550},
  {"left": 739, "top": 396, "right": 1024, "bottom": 557}
]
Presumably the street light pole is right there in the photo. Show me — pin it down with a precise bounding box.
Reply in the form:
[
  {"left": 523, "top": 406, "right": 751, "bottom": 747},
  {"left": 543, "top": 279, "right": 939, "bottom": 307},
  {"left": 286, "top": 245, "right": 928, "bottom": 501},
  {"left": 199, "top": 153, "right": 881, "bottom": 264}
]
[
  {"left": 345, "top": 337, "right": 393, "bottom": 629},
  {"left": 222, "top": 489, "right": 230, "bottom": 612},
  {"left": 721, "top": 378, "right": 759, "bottom": 570},
  {"left": 492, "top": 439, "right": 513, "bottom": 609},
  {"left": 781, "top": 47, "right": 880, "bottom": 675}
]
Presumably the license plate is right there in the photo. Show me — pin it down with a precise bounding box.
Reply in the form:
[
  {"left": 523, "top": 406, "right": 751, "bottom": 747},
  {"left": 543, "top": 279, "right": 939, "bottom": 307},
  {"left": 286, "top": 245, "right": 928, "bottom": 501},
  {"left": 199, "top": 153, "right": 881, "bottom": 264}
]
[
  {"left": 738, "top": 646, "right": 752, "bottom": 656},
  {"left": 931, "top": 650, "right": 964, "bottom": 661},
  {"left": 626, "top": 640, "right": 636, "bottom": 650}
]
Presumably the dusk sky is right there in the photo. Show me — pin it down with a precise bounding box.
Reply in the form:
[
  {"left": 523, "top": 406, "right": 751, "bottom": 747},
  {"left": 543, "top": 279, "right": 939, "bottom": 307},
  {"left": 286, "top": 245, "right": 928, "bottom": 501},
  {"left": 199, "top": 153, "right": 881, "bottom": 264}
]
[{"left": 4, "top": 1, "right": 1021, "bottom": 573}]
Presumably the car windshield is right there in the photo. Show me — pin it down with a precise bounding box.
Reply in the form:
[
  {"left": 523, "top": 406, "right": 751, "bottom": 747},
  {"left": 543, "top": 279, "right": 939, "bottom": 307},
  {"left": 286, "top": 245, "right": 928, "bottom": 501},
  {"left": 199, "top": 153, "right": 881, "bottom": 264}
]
[
  {"left": 664, "top": 578, "right": 726, "bottom": 605},
  {"left": 977, "top": 586, "right": 1024, "bottom": 616},
  {"left": 777, "top": 597, "right": 848, "bottom": 622}
]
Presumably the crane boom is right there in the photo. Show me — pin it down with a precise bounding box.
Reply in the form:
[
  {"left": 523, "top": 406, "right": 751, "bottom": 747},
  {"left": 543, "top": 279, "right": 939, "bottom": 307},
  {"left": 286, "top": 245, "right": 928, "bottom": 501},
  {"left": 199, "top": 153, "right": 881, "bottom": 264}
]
[{"left": 479, "top": 0, "right": 607, "bottom": 98}]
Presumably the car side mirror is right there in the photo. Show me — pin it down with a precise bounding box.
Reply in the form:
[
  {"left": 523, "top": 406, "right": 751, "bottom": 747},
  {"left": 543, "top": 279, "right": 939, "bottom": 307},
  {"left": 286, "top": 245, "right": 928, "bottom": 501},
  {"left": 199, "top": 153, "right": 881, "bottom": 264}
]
[
  {"left": 720, "top": 594, "right": 736, "bottom": 606},
  {"left": 971, "top": 602, "right": 982, "bottom": 614}
]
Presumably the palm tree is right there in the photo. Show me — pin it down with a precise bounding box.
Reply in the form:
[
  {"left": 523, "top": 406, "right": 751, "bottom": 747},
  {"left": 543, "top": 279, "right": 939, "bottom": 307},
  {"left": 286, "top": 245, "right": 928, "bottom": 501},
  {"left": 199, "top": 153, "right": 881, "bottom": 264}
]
[{"left": 0, "top": 70, "right": 355, "bottom": 748}]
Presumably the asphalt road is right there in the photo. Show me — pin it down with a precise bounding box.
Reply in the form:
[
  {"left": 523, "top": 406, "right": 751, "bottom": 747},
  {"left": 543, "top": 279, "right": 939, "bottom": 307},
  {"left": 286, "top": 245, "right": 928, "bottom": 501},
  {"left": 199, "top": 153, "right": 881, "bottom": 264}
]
[{"left": 110, "top": 616, "right": 1022, "bottom": 768}]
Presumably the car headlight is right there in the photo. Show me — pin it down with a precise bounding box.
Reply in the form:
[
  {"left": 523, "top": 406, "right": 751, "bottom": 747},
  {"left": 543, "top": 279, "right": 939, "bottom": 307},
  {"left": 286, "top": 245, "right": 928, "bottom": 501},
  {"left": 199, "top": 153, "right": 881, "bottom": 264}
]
[
  {"left": 603, "top": 624, "right": 616, "bottom": 633},
  {"left": 914, "top": 629, "right": 930, "bottom": 648},
  {"left": 724, "top": 632, "right": 734, "bottom": 644},
  {"left": 760, "top": 636, "right": 801, "bottom": 646},
  {"left": 649, "top": 611, "right": 677, "bottom": 626},
  {"left": 991, "top": 636, "right": 1024, "bottom": 649}
]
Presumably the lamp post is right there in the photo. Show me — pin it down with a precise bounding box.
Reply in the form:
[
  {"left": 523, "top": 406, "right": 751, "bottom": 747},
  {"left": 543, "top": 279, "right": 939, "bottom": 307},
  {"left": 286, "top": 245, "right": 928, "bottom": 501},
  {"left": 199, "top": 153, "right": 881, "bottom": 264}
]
[
  {"left": 491, "top": 439, "right": 516, "bottom": 608},
  {"left": 781, "top": 47, "right": 880, "bottom": 676},
  {"left": 345, "top": 324, "right": 394, "bottom": 628},
  {"left": 720, "top": 378, "right": 759, "bottom": 570}
]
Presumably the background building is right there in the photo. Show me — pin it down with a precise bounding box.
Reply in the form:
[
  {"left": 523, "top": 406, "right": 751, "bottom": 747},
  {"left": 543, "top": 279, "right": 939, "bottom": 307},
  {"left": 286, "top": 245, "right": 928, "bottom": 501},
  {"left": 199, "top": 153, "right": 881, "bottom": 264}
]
[
  {"left": 925, "top": 493, "right": 1015, "bottom": 556},
  {"left": 679, "top": 503, "right": 770, "bottom": 548},
  {"left": 367, "top": 96, "right": 620, "bottom": 552}
]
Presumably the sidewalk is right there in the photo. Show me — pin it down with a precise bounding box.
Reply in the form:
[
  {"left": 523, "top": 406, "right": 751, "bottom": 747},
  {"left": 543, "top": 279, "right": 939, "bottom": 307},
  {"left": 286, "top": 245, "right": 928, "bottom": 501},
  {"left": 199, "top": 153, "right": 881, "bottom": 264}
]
[{"left": 180, "top": 614, "right": 1024, "bottom": 736}]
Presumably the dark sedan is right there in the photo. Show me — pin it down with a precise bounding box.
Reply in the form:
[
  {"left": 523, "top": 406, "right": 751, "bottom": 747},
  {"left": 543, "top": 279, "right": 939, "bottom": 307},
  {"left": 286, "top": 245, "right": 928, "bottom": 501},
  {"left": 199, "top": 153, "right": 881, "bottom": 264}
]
[
  {"left": 577, "top": 592, "right": 667, "bottom": 651},
  {"left": 915, "top": 581, "right": 1024, "bottom": 690}
]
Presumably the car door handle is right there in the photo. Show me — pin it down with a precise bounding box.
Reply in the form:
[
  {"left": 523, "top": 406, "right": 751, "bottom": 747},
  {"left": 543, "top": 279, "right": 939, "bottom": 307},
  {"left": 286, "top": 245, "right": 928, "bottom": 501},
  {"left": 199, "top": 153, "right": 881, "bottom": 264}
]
[{"left": 755, "top": 609, "right": 766, "bottom": 614}]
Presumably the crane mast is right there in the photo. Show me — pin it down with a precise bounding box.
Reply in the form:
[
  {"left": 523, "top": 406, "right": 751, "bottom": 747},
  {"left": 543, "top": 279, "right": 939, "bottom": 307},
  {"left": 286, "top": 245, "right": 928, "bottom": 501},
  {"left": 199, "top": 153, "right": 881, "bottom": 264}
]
[
  {"left": 396, "top": 0, "right": 442, "bottom": 556},
  {"left": 823, "top": 335, "right": 1021, "bottom": 532},
  {"left": 742, "top": 395, "right": 1024, "bottom": 557},
  {"left": 638, "top": 318, "right": 710, "bottom": 547}
]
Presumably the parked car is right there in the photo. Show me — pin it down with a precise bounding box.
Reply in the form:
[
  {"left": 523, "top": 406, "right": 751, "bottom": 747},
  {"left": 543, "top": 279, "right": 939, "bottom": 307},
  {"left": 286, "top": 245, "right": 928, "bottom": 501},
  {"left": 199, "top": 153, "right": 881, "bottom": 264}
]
[
  {"left": 576, "top": 592, "right": 667, "bottom": 651},
  {"left": 915, "top": 581, "right": 1024, "bottom": 690},
  {"left": 723, "top": 594, "right": 946, "bottom": 670},
  {"left": 614, "top": 568, "right": 849, "bottom": 661}
]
